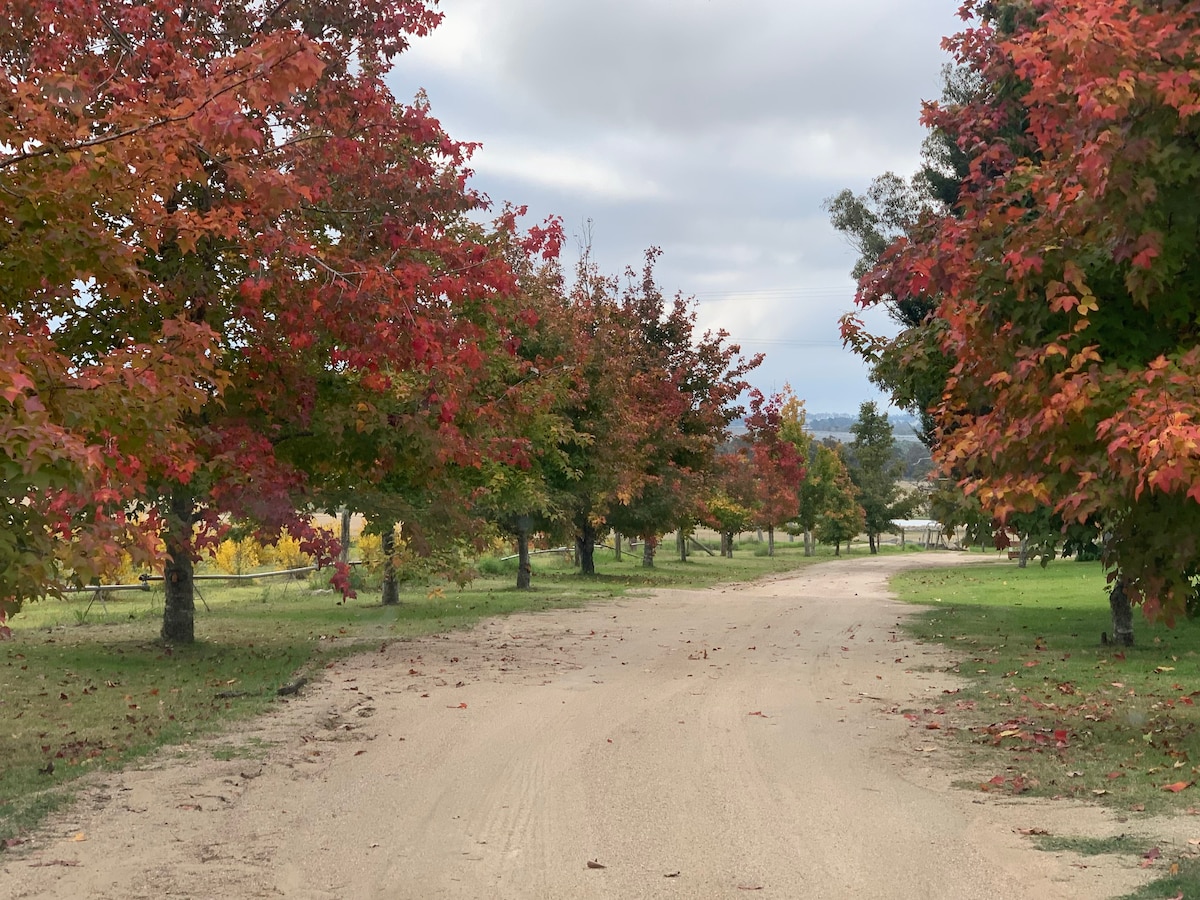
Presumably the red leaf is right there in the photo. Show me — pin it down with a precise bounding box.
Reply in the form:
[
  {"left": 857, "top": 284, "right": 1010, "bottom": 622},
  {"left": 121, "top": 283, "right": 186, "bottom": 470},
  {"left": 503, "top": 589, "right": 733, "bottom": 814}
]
[{"left": 1162, "top": 781, "right": 1193, "bottom": 793}]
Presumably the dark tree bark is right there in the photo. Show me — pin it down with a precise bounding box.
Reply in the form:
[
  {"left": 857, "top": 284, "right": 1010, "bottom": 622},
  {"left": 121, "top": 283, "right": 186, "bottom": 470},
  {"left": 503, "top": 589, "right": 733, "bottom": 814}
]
[
  {"left": 868, "top": 532, "right": 878, "bottom": 554},
  {"left": 1017, "top": 534, "right": 1029, "bottom": 569},
  {"left": 339, "top": 508, "right": 351, "bottom": 565},
  {"left": 1109, "top": 577, "right": 1135, "bottom": 647},
  {"left": 642, "top": 535, "right": 655, "bottom": 568},
  {"left": 677, "top": 530, "right": 687, "bottom": 562},
  {"left": 804, "top": 529, "right": 813, "bottom": 557},
  {"left": 614, "top": 532, "right": 622, "bottom": 562},
  {"left": 381, "top": 526, "right": 399, "bottom": 606},
  {"left": 834, "top": 539, "right": 842, "bottom": 557},
  {"left": 515, "top": 515, "right": 532, "bottom": 590},
  {"left": 161, "top": 490, "right": 197, "bottom": 644},
  {"left": 576, "top": 520, "right": 597, "bottom": 575},
  {"left": 767, "top": 525, "right": 775, "bottom": 557}
]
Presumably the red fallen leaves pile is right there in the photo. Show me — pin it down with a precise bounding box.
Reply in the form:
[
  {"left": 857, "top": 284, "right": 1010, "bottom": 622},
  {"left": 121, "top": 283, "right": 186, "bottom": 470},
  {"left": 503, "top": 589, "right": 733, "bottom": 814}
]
[{"left": 978, "top": 717, "right": 1071, "bottom": 751}]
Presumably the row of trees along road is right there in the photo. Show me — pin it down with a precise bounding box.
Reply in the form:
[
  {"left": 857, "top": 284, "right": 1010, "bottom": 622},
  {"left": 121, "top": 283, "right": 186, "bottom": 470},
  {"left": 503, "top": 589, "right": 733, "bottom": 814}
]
[
  {"left": 833, "top": 0, "right": 1200, "bottom": 642},
  {"left": 5, "top": 0, "right": 880, "bottom": 644}
]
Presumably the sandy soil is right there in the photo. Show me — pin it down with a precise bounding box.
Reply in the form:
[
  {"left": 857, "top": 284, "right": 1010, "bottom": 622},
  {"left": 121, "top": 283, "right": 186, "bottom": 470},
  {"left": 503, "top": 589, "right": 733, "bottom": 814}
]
[{"left": 2, "top": 553, "right": 1187, "bottom": 899}]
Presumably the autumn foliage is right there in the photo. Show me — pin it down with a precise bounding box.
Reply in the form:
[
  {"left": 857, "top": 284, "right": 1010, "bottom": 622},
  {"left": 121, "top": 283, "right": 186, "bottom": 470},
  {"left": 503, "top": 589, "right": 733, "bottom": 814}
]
[
  {"left": 850, "top": 0, "right": 1200, "bottom": 621},
  {"left": 2, "top": 0, "right": 807, "bottom": 639}
]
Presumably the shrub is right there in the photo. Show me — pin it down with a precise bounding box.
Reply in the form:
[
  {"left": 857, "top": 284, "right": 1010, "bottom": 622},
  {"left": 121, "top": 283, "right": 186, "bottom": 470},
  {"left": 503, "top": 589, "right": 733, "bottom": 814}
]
[
  {"left": 477, "top": 556, "right": 519, "bottom": 577},
  {"left": 270, "top": 534, "right": 313, "bottom": 572},
  {"left": 213, "top": 538, "right": 261, "bottom": 575},
  {"left": 356, "top": 533, "right": 385, "bottom": 573}
]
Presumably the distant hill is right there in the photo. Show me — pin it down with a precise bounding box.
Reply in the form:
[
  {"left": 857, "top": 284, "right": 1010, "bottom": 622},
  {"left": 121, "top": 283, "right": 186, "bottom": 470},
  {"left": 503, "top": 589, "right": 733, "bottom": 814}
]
[
  {"left": 808, "top": 412, "right": 922, "bottom": 443},
  {"left": 728, "top": 411, "right": 923, "bottom": 443}
]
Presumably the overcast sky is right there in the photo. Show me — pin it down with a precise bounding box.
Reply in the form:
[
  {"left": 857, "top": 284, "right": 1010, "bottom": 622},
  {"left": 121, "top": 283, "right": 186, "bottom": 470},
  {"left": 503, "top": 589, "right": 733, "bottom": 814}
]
[{"left": 388, "top": 1, "right": 964, "bottom": 415}]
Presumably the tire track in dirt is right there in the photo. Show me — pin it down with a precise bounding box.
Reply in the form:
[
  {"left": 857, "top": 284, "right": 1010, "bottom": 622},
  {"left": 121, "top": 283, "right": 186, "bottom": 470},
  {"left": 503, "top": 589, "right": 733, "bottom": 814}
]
[{"left": 2, "top": 553, "right": 1173, "bottom": 899}]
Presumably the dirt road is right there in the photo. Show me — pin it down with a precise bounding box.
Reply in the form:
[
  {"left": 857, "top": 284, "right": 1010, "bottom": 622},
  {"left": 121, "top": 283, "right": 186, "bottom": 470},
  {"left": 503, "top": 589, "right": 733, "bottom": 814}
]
[{"left": 4, "top": 554, "right": 1160, "bottom": 899}]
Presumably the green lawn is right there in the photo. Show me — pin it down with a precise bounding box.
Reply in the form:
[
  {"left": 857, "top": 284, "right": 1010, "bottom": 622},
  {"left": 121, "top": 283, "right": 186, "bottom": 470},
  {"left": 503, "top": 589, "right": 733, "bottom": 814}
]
[{"left": 892, "top": 559, "right": 1200, "bottom": 897}]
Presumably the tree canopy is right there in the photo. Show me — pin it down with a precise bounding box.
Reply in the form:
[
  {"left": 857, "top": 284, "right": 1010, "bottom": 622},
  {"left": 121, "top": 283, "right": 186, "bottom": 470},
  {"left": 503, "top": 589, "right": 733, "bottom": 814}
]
[{"left": 849, "top": 0, "right": 1200, "bottom": 622}]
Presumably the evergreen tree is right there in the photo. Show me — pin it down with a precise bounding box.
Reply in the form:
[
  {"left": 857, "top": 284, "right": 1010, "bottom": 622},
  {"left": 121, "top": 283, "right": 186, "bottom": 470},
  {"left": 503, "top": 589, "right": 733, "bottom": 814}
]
[{"left": 846, "top": 402, "right": 915, "bottom": 554}]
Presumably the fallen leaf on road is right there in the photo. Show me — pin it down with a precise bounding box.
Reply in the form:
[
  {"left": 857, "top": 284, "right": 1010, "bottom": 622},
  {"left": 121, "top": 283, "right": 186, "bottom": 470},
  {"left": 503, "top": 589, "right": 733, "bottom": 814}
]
[
  {"left": 737, "top": 886, "right": 763, "bottom": 891},
  {"left": 29, "top": 860, "right": 81, "bottom": 868},
  {"left": 354, "top": 750, "right": 367, "bottom": 756},
  {"left": 1144, "top": 847, "right": 1161, "bottom": 860},
  {"left": 586, "top": 860, "right": 606, "bottom": 869},
  {"left": 447, "top": 703, "right": 468, "bottom": 709},
  {"left": 747, "top": 711, "right": 768, "bottom": 718},
  {"left": 664, "top": 871, "right": 681, "bottom": 878},
  {"left": 71, "top": 833, "right": 86, "bottom": 842},
  {"left": 1015, "top": 828, "right": 1049, "bottom": 836}
]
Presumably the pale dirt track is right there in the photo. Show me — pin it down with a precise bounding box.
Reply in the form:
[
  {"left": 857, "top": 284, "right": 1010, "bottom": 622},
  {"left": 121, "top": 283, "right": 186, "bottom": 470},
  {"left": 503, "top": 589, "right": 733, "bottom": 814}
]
[{"left": 2, "top": 553, "right": 1178, "bottom": 899}]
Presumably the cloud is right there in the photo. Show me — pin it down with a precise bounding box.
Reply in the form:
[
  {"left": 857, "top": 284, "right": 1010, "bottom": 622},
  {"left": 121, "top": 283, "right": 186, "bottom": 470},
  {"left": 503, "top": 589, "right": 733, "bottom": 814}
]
[
  {"left": 469, "top": 143, "right": 666, "bottom": 201},
  {"left": 390, "top": 0, "right": 960, "bottom": 413}
]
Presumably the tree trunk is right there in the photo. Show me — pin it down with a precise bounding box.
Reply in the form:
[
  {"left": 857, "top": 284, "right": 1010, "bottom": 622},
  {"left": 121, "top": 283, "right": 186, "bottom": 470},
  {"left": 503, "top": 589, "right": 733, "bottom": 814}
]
[
  {"left": 339, "top": 508, "right": 351, "bottom": 565},
  {"left": 677, "top": 530, "right": 687, "bottom": 562},
  {"left": 161, "top": 490, "right": 196, "bottom": 644},
  {"left": 767, "top": 525, "right": 775, "bottom": 557},
  {"left": 381, "top": 526, "right": 399, "bottom": 606},
  {"left": 614, "top": 532, "right": 622, "bottom": 562},
  {"left": 515, "top": 516, "right": 532, "bottom": 590},
  {"left": 757, "top": 528, "right": 763, "bottom": 542},
  {"left": 804, "top": 529, "right": 813, "bottom": 557},
  {"left": 868, "top": 532, "right": 878, "bottom": 554},
  {"left": 834, "top": 540, "right": 841, "bottom": 557},
  {"left": 642, "top": 535, "right": 655, "bottom": 568},
  {"left": 1109, "top": 577, "right": 1135, "bottom": 647},
  {"left": 576, "top": 521, "right": 596, "bottom": 575}
]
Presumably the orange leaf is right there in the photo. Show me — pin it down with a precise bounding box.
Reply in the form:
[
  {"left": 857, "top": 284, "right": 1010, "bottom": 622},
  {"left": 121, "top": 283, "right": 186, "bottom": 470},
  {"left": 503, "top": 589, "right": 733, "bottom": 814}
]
[{"left": 1162, "top": 781, "right": 1193, "bottom": 793}]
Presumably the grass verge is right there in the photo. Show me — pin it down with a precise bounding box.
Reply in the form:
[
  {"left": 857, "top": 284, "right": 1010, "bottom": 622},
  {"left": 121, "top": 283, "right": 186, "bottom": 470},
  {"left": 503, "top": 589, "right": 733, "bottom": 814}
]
[
  {"left": 891, "top": 559, "right": 1200, "bottom": 898},
  {"left": 0, "top": 537, "right": 853, "bottom": 846}
]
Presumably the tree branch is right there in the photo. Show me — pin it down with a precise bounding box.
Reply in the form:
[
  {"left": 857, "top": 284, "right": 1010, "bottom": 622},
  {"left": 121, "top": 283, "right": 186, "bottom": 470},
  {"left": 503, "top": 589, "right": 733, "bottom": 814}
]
[{"left": 0, "top": 48, "right": 309, "bottom": 171}]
